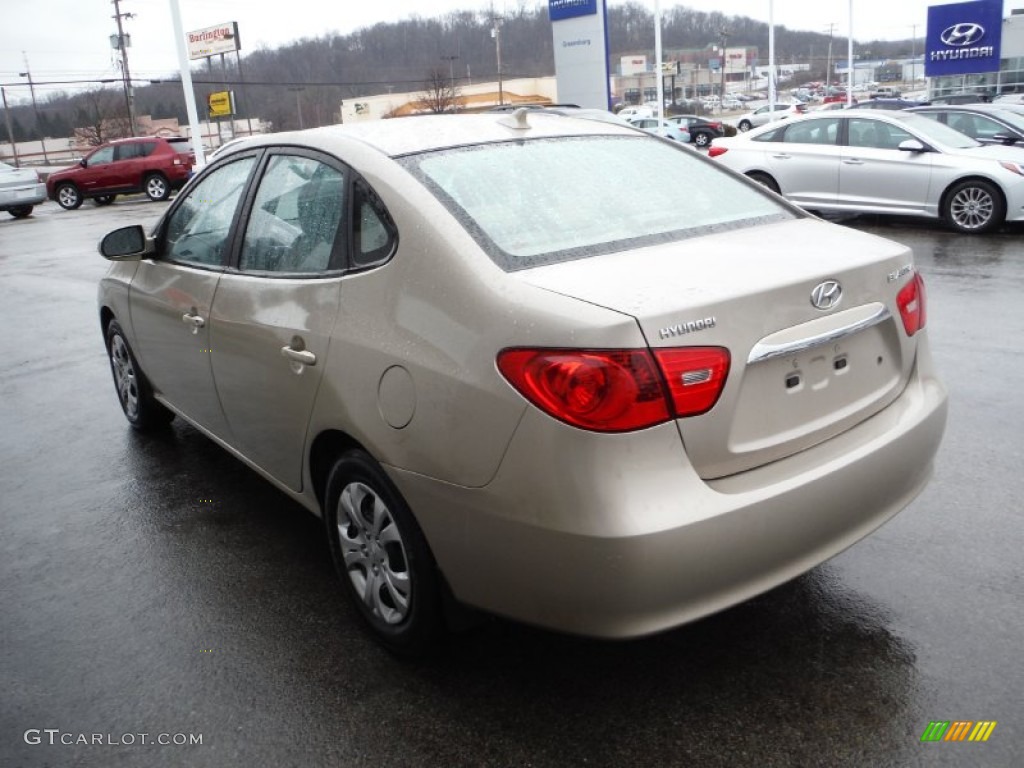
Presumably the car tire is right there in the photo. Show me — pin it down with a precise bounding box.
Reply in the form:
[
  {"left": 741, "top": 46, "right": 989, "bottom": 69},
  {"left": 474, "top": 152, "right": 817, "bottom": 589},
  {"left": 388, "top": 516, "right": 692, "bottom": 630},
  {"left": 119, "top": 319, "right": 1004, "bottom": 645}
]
[
  {"left": 55, "top": 183, "right": 83, "bottom": 210},
  {"left": 693, "top": 132, "right": 711, "bottom": 148},
  {"left": 324, "top": 449, "right": 443, "bottom": 655},
  {"left": 94, "top": 195, "right": 117, "bottom": 206},
  {"left": 144, "top": 173, "right": 171, "bottom": 202},
  {"left": 8, "top": 205, "right": 33, "bottom": 218},
  {"left": 105, "top": 320, "right": 174, "bottom": 430},
  {"left": 943, "top": 179, "right": 1005, "bottom": 234},
  {"left": 747, "top": 171, "right": 781, "bottom": 194},
  {"left": 738, "top": 120, "right": 753, "bottom": 132}
]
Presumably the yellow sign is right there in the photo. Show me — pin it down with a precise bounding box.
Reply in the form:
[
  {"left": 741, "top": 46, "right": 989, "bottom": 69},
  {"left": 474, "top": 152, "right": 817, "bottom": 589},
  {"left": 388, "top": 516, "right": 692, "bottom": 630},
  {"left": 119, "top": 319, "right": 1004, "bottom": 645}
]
[{"left": 207, "top": 91, "right": 234, "bottom": 118}]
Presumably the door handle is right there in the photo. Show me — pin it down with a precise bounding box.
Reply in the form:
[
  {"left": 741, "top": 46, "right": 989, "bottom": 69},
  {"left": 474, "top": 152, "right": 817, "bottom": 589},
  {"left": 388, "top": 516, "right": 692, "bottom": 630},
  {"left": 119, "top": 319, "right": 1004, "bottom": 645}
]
[
  {"left": 770, "top": 153, "right": 791, "bottom": 159},
  {"left": 843, "top": 158, "right": 865, "bottom": 165},
  {"left": 281, "top": 345, "right": 316, "bottom": 367},
  {"left": 181, "top": 310, "right": 205, "bottom": 334}
]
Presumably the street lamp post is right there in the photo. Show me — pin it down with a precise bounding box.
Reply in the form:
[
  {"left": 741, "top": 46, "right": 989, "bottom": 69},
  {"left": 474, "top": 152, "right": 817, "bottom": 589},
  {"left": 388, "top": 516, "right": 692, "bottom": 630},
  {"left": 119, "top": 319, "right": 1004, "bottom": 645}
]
[
  {"left": 441, "top": 54, "right": 459, "bottom": 111},
  {"left": 287, "top": 87, "right": 306, "bottom": 129},
  {"left": 719, "top": 28, "right": 730, "bottom": 106},
  {"left": 491, "top": 16, "right": 504, "bottom": 106}
]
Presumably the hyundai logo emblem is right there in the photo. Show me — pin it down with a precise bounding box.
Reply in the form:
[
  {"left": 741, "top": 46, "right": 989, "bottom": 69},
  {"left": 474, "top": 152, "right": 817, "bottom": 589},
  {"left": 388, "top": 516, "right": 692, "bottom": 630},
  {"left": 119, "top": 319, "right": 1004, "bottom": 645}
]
[
  {"left": 811, "top": 280, "right": 842, "bottom": 311},
  {"left": 940, "top": 23, "right": 985, "bottom": 47}
]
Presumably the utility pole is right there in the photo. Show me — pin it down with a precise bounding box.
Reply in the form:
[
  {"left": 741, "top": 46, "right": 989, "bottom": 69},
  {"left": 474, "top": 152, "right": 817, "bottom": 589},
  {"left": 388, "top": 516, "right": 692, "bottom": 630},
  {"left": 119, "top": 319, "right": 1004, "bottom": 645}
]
[
  {"left": 111, "top": 0, "right": 137, "bottom": 136},
  {"left": 19, "top": 55, "right": 49, "bottom": 163},
  {"left": 2, "top": 87, "right": 21, "bottom": 166}
]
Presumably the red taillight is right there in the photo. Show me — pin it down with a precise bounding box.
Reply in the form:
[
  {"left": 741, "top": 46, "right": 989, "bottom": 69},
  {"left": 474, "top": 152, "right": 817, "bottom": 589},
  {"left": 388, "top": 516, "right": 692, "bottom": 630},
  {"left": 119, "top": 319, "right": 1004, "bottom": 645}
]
[
  {"left": 653, "top": 347, "right": 731, "bottom": 417},
  {"left": 497, "top": 349, "right": 669, "bottom": 431},
  {"left": 707, "top": 146, "right": 728, "bottom": 158},
  {"left": 897, "top": 273, "right": 927, "bottom": 336},
  {"left": 497, "top": 346, "right": 730, "bottom": 432}
]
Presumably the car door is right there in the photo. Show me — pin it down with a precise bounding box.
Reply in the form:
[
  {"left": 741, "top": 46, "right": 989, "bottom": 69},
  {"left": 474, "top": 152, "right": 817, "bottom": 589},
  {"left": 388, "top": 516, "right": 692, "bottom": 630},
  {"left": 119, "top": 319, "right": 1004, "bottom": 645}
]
[
  {"left": 760, "top": 117, "right": 841, "bottom": 207},
  {"left": 79, "top": 145, "right": 117, "bottom": 194},
  {"left": 838, "top": 117, "right": 935, "bottom": 214},
  {"left": 208, "top": 151, "right": 353, "bottom": 491},
  {"left": 128, "top": 154, "right": 258, "bottom": 436},
  {"left": 110, "top": 141, "right": 143, "bottom": 191}
]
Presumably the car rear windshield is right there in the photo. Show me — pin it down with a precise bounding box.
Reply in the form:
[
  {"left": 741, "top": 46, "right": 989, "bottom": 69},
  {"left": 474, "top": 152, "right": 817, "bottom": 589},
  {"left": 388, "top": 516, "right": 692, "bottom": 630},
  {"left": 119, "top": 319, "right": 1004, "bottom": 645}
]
[
  {"left": 400, "top": 135, "right": 793, "bottom": 270},
  {"left": 168, "top": 139, "right": 194, "bottom": 154}
]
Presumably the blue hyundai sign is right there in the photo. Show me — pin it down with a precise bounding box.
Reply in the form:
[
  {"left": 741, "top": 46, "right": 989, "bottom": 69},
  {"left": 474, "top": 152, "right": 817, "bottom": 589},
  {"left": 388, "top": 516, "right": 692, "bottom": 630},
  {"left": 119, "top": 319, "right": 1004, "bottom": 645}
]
[
  {"left": 549, "top": 0, "right": 598, "bottom": 22},
  {"left": 925, "top": 0, "right": 1003, "bottom": 77}
]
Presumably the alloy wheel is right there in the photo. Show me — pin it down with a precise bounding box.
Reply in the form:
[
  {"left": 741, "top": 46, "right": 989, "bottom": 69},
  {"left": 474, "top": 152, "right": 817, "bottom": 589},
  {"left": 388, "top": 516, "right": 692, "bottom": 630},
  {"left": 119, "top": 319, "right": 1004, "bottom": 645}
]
[
  {"left": 950, "top": 186, "right": 995, "bottom": 231},
  {"left": 109, "top": 334, "right": 139, "bottom": 419},
  {"left": 336, "top": 481, "right": 412, "bottom": 625}
]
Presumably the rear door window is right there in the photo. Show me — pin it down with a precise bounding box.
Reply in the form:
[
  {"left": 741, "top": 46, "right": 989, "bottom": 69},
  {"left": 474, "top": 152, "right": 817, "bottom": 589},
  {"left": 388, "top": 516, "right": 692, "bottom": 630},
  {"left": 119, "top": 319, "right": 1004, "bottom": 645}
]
[{"left": 239, "top": 154, "right": 346, "bottom": 274}]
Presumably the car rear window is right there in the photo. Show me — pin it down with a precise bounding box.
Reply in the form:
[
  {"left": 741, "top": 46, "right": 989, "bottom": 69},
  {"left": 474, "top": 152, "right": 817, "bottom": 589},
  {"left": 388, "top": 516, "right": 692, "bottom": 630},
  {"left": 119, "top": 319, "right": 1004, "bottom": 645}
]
[
  {"left": 168, "top": 139, "right": 194, "bottom": 154},
  {"left": 401, "top": 135, "right": 792, "bottom": 270}
]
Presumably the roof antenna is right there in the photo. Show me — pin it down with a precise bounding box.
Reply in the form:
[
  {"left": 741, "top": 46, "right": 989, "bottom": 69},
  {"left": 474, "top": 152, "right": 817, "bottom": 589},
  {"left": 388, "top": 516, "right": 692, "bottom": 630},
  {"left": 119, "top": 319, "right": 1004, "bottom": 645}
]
[{"left": 497, "top": 107, "right": 531, "bottom": 130}]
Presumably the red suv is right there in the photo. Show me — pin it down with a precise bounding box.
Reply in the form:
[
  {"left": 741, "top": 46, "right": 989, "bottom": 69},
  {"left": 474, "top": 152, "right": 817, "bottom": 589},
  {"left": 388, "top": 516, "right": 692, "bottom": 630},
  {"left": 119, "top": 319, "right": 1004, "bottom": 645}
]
[{"left": 47, "top": 136, "right": 195, "bottom": 209}]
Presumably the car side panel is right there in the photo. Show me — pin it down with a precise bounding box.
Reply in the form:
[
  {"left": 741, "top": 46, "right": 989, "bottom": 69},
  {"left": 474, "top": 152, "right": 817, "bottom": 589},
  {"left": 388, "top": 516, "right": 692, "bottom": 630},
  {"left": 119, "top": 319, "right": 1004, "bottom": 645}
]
[
  {"left": 302, "top": 159, "right": 646, "bottom": 490},
  {"left": 838, "top": 147, "right": 936, "bottom": 215},
  {"left": 764, "top": 142, "right": 841, "bottom": 207}
]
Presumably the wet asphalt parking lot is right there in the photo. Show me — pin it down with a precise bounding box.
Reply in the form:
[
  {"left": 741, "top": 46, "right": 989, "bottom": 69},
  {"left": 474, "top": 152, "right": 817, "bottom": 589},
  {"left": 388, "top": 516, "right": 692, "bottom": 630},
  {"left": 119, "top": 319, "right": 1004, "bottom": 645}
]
[{"left": 1, "top": 197, "right": 1021, "bottom": 767}]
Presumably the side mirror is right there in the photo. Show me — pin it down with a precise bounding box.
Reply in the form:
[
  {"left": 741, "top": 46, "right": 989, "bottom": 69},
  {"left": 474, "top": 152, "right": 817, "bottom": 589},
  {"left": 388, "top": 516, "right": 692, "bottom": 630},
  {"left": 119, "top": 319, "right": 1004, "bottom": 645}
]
[
  {"left": 897, "top": 139, "right": 928, "bottom": 153},
  {"left": 992, "top": 133, "right": 1020, "bottom": 146},
  {"left": 79, "top": 158, "right": 87, "bottom": 168},
  {"left": 99, "top": 225, "right": 151, "bottom": 261}
]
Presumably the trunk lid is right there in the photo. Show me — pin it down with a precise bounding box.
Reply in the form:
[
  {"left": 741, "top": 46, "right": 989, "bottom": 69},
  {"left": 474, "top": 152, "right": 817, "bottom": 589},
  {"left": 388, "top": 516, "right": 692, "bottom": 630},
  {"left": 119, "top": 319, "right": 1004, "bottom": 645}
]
[{"left": 515, "top": 218, "right": 920, "bottom": 479}]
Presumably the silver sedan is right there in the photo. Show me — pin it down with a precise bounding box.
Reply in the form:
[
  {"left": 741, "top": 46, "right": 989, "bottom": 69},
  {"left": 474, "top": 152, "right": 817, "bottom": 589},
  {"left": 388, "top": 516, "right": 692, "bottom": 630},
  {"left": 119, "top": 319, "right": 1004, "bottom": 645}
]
[
  {"left": 0, "top": 161, "right": 47, "bottom": 219},
  {"left": 709, "top": 111, "right": 1024, "bottom": 233}
]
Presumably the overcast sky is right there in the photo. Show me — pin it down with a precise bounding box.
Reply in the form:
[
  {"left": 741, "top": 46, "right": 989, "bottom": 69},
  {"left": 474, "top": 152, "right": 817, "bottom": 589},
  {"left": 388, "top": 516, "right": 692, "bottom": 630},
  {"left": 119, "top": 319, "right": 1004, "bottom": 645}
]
[{"left": 2, "top": 1, "right": 1021, "bottom": 101}]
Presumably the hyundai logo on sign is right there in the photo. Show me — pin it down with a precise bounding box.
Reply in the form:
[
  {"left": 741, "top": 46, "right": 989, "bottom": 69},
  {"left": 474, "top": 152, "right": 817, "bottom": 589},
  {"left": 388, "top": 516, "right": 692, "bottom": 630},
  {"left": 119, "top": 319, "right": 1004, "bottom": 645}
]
[
  {"left": 925, "top": 0, "right": 1002, "bottom": 78},
  {"left": 940, "top": 23, "right": 985, "bottom": 46}
]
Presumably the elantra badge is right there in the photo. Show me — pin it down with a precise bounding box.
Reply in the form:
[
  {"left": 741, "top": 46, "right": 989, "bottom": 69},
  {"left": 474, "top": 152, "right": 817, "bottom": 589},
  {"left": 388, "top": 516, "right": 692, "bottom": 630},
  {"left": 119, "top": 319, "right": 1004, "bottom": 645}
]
[
  {"left": 941, "top": 23, "right": 985, "bottom": 47},
  {"left": 811, "top": 280, "right": 842, "bottom": 311}
]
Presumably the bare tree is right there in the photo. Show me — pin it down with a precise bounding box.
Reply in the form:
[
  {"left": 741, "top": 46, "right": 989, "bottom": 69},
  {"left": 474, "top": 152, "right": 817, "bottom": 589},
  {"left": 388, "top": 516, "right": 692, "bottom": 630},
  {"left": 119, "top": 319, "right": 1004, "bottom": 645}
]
[
  {"left": 416, "top": 68, "right": 461, "bottom": 114},
  {"left": 73, "top": 88, "right": 133, "bottom": 146}
]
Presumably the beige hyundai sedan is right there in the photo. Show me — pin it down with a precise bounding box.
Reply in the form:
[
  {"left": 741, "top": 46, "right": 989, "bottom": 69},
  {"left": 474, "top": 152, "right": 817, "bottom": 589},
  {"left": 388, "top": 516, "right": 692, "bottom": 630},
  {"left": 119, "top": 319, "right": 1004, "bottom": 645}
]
[{"left": 97, "top": 111, "right": 947, "bottom": 653}]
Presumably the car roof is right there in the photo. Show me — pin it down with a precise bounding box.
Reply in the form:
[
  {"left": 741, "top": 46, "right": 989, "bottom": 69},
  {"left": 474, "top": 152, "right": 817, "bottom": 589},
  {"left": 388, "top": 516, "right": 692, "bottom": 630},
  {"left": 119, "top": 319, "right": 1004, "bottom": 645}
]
[
  {"left": 246, "top": 112, "right": 638, "bottom": 158},
  {"left": 911, "top": 104, "right": 1016, "bottom": 116}
]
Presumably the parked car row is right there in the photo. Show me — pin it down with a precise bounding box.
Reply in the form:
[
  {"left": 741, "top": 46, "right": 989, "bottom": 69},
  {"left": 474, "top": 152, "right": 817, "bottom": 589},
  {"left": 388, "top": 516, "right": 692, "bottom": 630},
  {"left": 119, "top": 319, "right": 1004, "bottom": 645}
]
[{"left": 708, "top": 110, "right": 1024, "bottom": 233}]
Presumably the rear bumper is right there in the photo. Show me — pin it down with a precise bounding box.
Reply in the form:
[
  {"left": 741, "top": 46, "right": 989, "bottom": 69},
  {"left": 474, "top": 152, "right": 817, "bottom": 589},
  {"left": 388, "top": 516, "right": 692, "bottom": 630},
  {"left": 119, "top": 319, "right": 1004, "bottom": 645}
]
[
  {"left": 0, "top": 181, "right": 47, "bottom": 209},
  {"left": 393, "top": 341, "right": 948, "bottom": 638}
]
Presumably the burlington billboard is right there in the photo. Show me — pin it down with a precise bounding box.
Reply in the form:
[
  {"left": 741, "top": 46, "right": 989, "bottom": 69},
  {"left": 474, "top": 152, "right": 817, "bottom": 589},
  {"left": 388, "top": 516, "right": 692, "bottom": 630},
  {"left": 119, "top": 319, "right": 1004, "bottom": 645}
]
[{"left": 925, "top": 0, "right": 1002, "bottom": 77}]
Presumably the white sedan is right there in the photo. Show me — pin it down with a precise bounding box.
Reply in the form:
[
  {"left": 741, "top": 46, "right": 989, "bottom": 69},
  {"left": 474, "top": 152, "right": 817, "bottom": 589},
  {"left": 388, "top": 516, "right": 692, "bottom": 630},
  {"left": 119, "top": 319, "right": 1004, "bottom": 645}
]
[
  {"left": 626, "top": 116, "right": 691, "bottom": 142},
  {"left": 708, "top": 110, "right": 1024, "bottom": 233}
]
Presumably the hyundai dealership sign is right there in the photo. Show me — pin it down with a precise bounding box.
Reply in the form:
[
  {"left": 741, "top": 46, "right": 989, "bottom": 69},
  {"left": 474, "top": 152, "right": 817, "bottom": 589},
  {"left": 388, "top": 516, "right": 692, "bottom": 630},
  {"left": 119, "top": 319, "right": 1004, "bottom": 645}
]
[
  {"left": 925, "top": 0, "right": 1002, "bottom": 77},
  {"left": 549, "top": 0, "right": 610, "bottom": 109}
]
